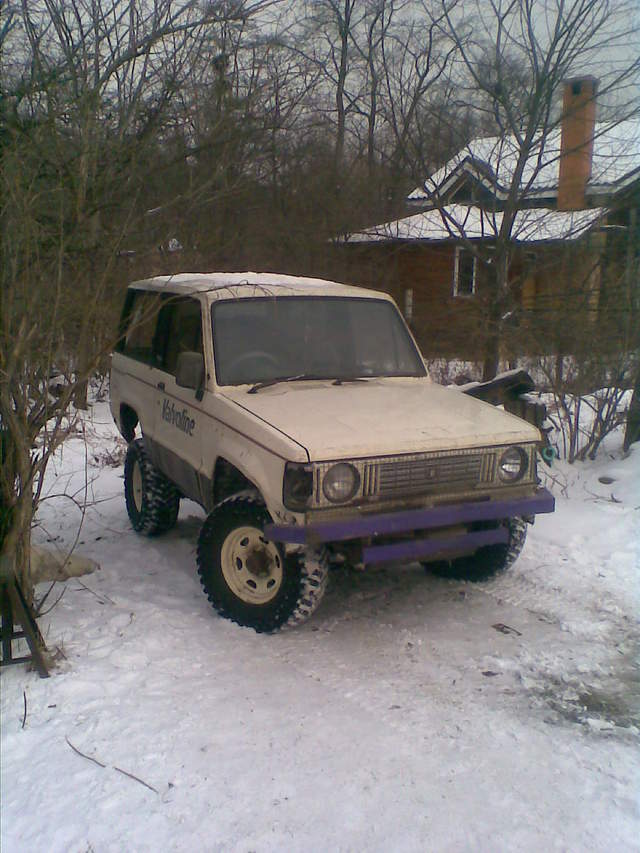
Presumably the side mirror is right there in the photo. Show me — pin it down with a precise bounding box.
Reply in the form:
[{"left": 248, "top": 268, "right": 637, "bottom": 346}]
[{"left": 176, "top": 351, "right": 205, "bottom": 398}]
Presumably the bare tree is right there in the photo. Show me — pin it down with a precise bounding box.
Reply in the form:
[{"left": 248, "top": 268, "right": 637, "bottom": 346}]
[
  {"left": 0, "top": 0, "right": 280, "bottom": 602},
  {"left": 377, "top": 1, "right": 457, "bottom": 179},
  {"left": 274, "top": 0, "right": 458, "bottom": 233}
]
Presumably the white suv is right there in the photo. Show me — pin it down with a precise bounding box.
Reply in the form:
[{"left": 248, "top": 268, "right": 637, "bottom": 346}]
[{"left": 109, "top": 272, "right": 554, "bottom": 632}]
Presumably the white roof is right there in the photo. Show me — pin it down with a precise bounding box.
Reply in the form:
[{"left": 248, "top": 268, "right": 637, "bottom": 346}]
[
  {"left": 129, "top": 271, "right": 387, "bottom": 301},
  {"left": 346, "top": 205, "right": 605, "bottom": 244},
  {"left": 408, "top": 119, "right": 640, "bottom": 203}
]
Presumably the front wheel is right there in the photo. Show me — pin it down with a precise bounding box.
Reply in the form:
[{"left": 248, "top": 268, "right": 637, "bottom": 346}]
[
  {"left": 424, "top": 517, "right": 528, "bottom": 582},
  {"left": 197, "top": 495, "right": 328, "bottom": 632}
]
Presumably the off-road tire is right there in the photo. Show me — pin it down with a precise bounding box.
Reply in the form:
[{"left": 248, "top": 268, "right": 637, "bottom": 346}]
[
  {"left": 124, "top": 439, "right": 180, "bottom": 535},
  {"left": 197, "top": 494, "right": 329, "bottom": 633},
  {"left": 424, "top": 517, "right": 528, "bottom": 582}
]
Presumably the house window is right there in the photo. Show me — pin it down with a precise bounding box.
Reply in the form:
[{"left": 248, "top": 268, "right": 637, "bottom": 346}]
[{"left": 453, "top": 247, "right": 476, "bottom": 297}]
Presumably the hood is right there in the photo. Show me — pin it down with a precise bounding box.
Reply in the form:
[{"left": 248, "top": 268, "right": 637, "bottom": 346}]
[{"left": 222, "top": 377, "right": 540, "bottom": 461}]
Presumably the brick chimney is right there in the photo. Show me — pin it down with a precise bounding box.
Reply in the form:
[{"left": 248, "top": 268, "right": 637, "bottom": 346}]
[{"left": 557, "top": 77, "right": 598, "bottom": 211}]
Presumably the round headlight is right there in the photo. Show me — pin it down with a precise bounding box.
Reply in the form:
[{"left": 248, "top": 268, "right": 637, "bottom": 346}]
[
  {"left": 322, "top": 463, "right": 360, "bottom": 504},
  {"left": 498, "top": 446, "right": 527, "bottom": 482}
]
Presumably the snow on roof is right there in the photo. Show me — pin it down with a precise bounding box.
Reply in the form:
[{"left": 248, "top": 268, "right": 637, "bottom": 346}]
[
  {"left": 408, "top": 119, "right": 640, "bottom": 203},
  {"left": 346, "top": 205, "right": 605, "bottom": 244},
  {"left": 129, "top": 271, "right": 387, "bottom": 301}
]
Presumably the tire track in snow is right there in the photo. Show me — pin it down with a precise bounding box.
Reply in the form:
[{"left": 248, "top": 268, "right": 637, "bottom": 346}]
[
  {"left": 271, "top": 559, "right": 640, "bottom": 737},
  {"left": 476, "top": 539, "right": 640, "bottom": 732},
  {"left": 268, "top": 571, "right": 536, "bottom": 742},
  {"left": 481, "top": 537, "right": 639, "bottom": 646}
]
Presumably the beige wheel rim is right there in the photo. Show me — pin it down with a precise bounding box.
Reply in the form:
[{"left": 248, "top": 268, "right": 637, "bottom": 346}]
[{"left": 220, "top": 526, "right": 283, "bottom": 605}]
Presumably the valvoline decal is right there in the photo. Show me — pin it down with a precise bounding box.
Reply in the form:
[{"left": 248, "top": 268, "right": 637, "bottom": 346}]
[{"left": 162, "top": 398, "right": 196, "bottom": 436}]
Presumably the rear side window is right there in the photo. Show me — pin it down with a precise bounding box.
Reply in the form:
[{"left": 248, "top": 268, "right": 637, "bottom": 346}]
[
  {"left": 155, "top": 297, "right": 203, "bottom": 376},
  {"left": 119, "top": 290, "right": 163, "bottom": 364},
  {"left": 117, "top": 291, "right": 203, "bottom": 376}
]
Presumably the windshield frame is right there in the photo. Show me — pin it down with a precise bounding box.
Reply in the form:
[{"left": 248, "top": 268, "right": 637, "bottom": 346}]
[{"left": 210, "top": 294, "right": 426, "bottom": 388}]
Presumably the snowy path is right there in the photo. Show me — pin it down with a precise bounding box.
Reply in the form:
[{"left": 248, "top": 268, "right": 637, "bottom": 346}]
[{"left": 1, "top": 406, "right": 639, "bottom": 852}]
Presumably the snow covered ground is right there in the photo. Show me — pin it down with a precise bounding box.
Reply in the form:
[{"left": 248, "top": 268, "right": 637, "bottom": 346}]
[{"left": 1, "top": 402, "right": 639, "bottom": 852}]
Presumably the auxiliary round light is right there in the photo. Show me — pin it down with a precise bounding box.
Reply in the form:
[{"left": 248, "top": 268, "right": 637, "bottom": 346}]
[
  {"left": 322, "top": 463, "right": 360, "bottom": 504},
  {"left": 498, "top": 446, "right": 527, "bottom": 482}
]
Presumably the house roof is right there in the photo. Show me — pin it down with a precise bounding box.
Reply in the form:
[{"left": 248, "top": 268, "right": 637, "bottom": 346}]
[
  {"left": 345, "top": 205, "right": 605, "bottom": 244},
  {"left": 408, "top": 119, "right": 640, "bottom": 204}
]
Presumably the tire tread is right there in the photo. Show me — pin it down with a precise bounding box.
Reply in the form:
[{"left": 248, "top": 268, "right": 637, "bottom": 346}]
[
  {"left": 124, "top": 439, "right": 180, "bottom": 535},
  {"left": 425, "top": 517, "right": 528, "bottom": 582},
  {"left": 197, "top": 494, "right": 329, "bottom": 633}
]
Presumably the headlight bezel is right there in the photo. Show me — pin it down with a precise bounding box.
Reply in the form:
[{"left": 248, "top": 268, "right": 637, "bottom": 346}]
[
  {"left": 322, "top": 462, "right": 361, "bottom": 504},
  {"left": 497, "top": 446, "right": 528, "bottom": 482}
]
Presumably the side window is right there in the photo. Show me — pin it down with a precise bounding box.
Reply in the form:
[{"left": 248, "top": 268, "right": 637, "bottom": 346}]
[
  {"left": 453, "top": 247, "right": 476, "bottom": 297},
  {"left": 121, "top": 290, "right": 163, "bottom": 364},
  {"left": 156, "top": 297, "right": 203, "bottom": 377}
]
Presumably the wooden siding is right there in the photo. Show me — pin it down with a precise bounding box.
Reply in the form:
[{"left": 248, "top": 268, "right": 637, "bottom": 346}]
[{"left": 332, "top": 236, "right": 614, "bottom": 360}]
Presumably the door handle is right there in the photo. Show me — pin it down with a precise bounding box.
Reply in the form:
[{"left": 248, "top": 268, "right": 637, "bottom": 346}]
[{"left": 157, "top": 381, "right": 165, "bottom": 391}]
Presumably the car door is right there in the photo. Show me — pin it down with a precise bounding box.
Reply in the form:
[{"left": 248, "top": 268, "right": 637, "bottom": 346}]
[{"left": 150, "top": 295, "right": 205, "bottom": 502}]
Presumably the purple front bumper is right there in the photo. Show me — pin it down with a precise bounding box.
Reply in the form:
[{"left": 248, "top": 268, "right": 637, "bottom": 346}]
[{"left": 265, "top": 488, "right": 555, "bottom": 565}]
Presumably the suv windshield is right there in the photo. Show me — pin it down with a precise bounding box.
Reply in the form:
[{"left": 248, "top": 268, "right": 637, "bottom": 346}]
[{"left": 212, "top": 296, "right": 426, "bottom": 386}]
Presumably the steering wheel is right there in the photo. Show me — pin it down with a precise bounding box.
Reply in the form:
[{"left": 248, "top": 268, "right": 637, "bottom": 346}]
[{"left": 228, "top": 350, "right": 281, "bottom": 379}]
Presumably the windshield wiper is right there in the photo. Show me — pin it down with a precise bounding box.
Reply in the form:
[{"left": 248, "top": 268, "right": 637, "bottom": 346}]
[{"left": 248, "top": 373, "right": 330, "bottom": 394}]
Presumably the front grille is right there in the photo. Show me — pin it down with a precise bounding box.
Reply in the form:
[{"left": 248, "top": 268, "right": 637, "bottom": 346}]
[
  {"left": 362, "top": 448, "right": 496, "bottom": 500},
  {"left": 313, "top": 445, "right": 522, "bottom": 508},
  {"left": 378, "top": 454, "right": 482, "bottom": 497}
]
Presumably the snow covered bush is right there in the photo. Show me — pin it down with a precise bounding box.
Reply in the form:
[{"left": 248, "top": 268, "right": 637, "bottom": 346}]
[
  {"left": 534, "top": 355, "right": 634, "bottom": 462},
  {"left": 543, "top": 387, "right": 630, "bottom": 462},
  {"left": 425, "top": 359, "right": 484, "bottom": 386}
]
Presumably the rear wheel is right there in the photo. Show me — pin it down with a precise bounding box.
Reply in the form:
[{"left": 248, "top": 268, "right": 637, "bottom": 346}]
[
  {"left": 197, "top": 495, "right": 328, "bottom": 632},
  {"left": 424, "top": 518, "right": 528, "bottom": 582},
  {"left": 124, "top": 439, "right": 180, "bottom": 535}
]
